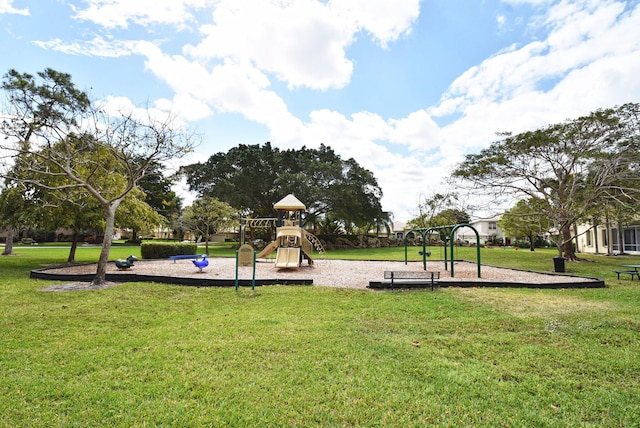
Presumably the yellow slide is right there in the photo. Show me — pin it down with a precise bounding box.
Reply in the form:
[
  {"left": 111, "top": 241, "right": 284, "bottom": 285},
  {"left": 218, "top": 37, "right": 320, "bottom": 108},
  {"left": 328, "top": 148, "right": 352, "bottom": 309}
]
[
  {"left": 256, "top": 240, "right": 279, "bottom": 258},
  {"left": 275, "top": 247, "right": 301, "bottom": 268}
]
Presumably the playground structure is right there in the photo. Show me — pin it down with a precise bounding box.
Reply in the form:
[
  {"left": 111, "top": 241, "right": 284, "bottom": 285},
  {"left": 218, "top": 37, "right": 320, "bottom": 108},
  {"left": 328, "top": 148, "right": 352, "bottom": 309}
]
[
  {"left": 404, "top": 223, "right": 481, "bottom": 278},
  {"left": 240, "top": 194, "right": 325, "bottom": 269}
]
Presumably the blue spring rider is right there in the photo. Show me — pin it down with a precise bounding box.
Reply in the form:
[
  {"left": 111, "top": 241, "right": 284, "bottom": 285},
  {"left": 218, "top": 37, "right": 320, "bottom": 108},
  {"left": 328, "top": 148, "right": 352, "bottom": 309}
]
[{"left": 192, "top": 255, "right": 209, "bottom": 272}]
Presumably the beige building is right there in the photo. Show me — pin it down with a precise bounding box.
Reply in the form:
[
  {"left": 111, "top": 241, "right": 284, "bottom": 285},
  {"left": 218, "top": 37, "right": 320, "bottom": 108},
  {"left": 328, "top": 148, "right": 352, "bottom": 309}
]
[
  {"left": 575, "top": 222, "right": 640, "bottom": 255},
  {"left": 456, "top": 216, "right": 507, "bottom": 245}
]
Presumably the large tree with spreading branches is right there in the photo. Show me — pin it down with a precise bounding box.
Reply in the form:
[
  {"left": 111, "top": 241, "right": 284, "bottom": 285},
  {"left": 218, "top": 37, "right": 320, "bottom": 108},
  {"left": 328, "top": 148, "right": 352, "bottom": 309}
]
[
  {"left": 179, "top": 142, "right": 386, "bottom": 233},
  {"left": 452, "top": 103, "right": 640, "bottom": 261}
]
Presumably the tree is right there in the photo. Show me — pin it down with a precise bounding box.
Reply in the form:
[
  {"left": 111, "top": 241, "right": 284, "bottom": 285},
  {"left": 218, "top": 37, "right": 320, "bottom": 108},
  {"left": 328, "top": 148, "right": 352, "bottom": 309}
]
[
  {"left": 16, "top": 138, "right": 163, "bottom": 263},
  {"left": 133, "top": 160, "right": 182, "bottom": 242},
  {"left": 0, "top": 166, "right": 47, "bottom": 255},
  {"left": 407, "top": 192, "right": 466, "bottom": 229},
  {"left": 138, "top": 160, "right": 182, "bottom": 218},
  {"left": 115, "top": 187, "right": 167, "bottom": 241},
  {"left": 452, "top": 103, "right": 640, "bottom": 260},
  {"left": 181, "top": 196, "right": 237, "bottom": 255},
  {"left": 364, "top": 211, "right": 394, "bottom": 237},
  {"left": 0, "top": 184, "right": 33, "bottom": 255},
  {"left": 431, "top": 208, "right": 471, "bottom": 227},
  {"left": 180, "top": 143, "right": 386, "bottom": 231},
  {"left": 15, "top": 138, "right": 108, "bottom": 262},
  {"left": 180, "top": 142, "right": 278, "bottom": 217},
  {"left": 41, "top": 184, "right": 104, "bottom": 263},
  {"left": 499, "top": 198, "right": 552, "bottom": 251},
  {"left": 325, "top": 157, "right": 385, "bottom": 231},
  {"left": 0, "top": 68, "right": 196, "bottom": 285}
]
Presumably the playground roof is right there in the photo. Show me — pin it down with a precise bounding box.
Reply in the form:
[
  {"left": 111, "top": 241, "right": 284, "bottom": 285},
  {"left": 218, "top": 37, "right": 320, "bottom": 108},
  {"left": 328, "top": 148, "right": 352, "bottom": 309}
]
[{"left": 274, "top": 194, "right": 306, "bottom": 211}]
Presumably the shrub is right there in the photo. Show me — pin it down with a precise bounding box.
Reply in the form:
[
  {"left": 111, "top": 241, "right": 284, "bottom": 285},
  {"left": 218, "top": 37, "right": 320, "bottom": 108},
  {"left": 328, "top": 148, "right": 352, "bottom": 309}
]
[
  {"left": 534, "top": 237, "right": 550, "bottom": 248},
  {"left": 141, "top": 242, "right": 198, "bottom": 259}
]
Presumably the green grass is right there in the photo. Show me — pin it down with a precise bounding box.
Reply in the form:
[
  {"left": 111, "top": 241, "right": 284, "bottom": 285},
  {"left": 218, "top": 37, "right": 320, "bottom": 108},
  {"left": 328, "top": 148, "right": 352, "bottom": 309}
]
[{"left": 1, "top": 246, "right": 640, "bottom": 426}]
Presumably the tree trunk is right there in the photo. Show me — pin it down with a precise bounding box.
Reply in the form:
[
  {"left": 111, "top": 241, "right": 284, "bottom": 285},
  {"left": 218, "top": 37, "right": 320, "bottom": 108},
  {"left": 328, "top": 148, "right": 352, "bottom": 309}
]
[
  {"left": 617, "top": 221, "right": 626, "bottom": 255},
  {"left": 528, "top": 232, "right": 535, "bottom": 251},
  {"left": 204, "top": 224, "right": 210, "bottom": 255},
  {"left": 2, "top": 226, "right": 16, "bottom": 255},
  {"left": 562, "top": 226, "right": 577, "bottom": 261},
  {"left": 605, "top": 214, "right": 613, "bottom": 256},
  {"left": 67, "top": 231, "right": 80, "bottom": 263},
  {"left": 92, "top": 203, "right": 119, "bottom": 286}
]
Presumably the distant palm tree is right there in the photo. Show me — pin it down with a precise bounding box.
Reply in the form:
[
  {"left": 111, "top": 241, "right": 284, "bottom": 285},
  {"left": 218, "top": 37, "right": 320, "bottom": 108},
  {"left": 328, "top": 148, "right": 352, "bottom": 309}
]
[{"left": 366, "top": 211, "right": 394, "bottom": 237}]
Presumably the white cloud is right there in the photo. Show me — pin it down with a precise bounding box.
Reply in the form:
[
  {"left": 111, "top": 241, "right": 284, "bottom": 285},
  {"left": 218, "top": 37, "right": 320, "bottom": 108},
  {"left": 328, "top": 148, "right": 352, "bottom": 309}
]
[
  {"left": 432, "top": 0, "right": 640, "bottom": 145},
  {"left": 389, "top": 110, "right": 441, "bottom": 153},
  {"left": 184, "top": 0, "right": 356, "bottom": 91},
  {"left": 0, "top": 0, "right": 28, "bottom": 15},
  {"left": 69, "top": 0, "right": 420, "bottom": 91},
  {"left": 135, "top": 40, "right": 303, "bottom": 130},
  {"left": 183, "top": 0, "right": 419, "bottom": 89},
  {"left": 97, "top": 95, "right": 189, "bottom": 131},
  {"left": 33, "top": 36, "right": 136, "bottom": 57},
  {"left": 500, "top": 0, "right": 553, "bottom": 5},
  {"left": 330, "top": 0, "right": 421, "bottom": 47},
  {"left": 72, "top": 0, "right": 211, "bottom": 29}
]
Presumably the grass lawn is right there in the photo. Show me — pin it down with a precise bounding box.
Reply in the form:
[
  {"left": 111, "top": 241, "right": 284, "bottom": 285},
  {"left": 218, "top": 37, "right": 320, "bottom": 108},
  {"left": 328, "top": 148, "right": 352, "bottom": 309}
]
[{"left": 1, "top": 245, "right": 639, "bottom": 426}]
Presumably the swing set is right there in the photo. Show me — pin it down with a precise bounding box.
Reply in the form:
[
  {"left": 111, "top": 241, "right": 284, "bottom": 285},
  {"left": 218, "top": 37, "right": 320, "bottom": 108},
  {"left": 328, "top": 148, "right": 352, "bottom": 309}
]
[{"left": 403, "top": 223, "right": 481, "bottom": 278}]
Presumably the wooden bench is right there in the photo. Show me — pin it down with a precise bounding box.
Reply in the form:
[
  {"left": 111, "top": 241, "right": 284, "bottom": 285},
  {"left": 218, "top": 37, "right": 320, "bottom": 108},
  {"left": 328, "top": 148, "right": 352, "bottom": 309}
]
[
  {"left": 169, "top": 254, "right": 206, "bottom": 263},
  {"left": 384, "top": 271, "right": 440, "bottom": 290},
  {"left": 613, "top": 270, "right": 638, "bottom": 280}
]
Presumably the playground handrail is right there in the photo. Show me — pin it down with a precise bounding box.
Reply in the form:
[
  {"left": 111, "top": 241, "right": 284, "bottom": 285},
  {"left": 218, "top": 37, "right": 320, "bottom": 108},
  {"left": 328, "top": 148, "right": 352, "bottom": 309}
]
[{"left": 303, "top": 231, "right": 325, "bottom": 256}]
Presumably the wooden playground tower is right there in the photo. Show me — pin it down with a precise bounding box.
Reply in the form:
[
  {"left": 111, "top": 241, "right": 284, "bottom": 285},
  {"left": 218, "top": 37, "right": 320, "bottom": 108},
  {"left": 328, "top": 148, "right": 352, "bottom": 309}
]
[{"left": 243, "top": 194, "right": 324, "bottom": 269}]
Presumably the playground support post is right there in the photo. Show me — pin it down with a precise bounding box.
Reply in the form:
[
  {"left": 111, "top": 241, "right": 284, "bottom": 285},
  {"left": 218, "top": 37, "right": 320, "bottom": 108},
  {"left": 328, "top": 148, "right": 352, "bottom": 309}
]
[
  {"left": 404, "top": 224, "right": 481, "bottom": 278},
  {"left": 404, "top": 227, "right": 448, "bottom": 271},
  {"left": 449, "top": 224, "right": 481, "bottom": 278},
  {"left": 235, "top": 244, "right": 256, "bottom": 290}
]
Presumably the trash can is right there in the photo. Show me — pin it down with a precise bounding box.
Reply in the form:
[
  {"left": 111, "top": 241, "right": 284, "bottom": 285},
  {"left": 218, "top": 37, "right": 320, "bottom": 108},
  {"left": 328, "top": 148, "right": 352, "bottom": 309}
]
[{"left": 553, "top": 256, "right": 566, "bottom": 273}]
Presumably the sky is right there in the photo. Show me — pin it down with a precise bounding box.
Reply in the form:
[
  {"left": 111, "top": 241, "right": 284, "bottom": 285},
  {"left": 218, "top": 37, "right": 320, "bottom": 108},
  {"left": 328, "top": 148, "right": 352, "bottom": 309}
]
[{"left": 1, "top": 0, "right": 639, "bottom": 222}]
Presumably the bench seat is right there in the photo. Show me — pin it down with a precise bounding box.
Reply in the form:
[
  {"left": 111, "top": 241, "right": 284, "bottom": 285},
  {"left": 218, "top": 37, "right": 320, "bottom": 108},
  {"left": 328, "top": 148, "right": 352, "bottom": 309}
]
[
  {"left": 613, "top": 270, "right": 638, "bottom": 280},
  {"left": 383, "top": 270, "right": 440, "bottom": 290}
]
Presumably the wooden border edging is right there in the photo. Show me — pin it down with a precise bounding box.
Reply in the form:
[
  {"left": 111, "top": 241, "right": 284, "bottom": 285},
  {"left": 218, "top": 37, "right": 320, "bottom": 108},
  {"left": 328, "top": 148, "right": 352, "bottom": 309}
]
[{"left": 30, "top": 268, "right": 313, "bottom": 287}]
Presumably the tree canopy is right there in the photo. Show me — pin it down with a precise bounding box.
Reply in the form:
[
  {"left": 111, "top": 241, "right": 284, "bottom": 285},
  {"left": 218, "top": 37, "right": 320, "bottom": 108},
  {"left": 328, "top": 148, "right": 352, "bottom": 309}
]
[
  {"left": 137, "top": 160, "right": 182, "bottom": 219},
  {"left": 498, "top": 198, "right": 552, "bottom": 251},
  {"left": 0, "top": 182, "right": 40, "bottom": 255},
  {"left": 407, "top": 192, "right": 470, "bottom": 229},
  {"left": 181, "top": 196, "right": 237, "bottom": 255},
  {"left": 180, "top": 143, "right": 386, "bottom": 232},
  {"left": 452, "top": 103, "right": 640, "bottom": 260}
]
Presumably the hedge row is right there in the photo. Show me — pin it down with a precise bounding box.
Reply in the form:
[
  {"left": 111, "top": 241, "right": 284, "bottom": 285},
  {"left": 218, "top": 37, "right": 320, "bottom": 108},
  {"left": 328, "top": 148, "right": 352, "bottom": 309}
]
[{"left": 141, "top": 242, "right": 198, "bottom": 259}]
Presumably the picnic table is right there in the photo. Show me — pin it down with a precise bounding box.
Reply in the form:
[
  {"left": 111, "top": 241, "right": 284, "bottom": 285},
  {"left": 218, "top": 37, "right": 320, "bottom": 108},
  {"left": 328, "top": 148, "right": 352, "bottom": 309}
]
[{"left": 613, "top": 264, "right": 640, "bottom": 280}]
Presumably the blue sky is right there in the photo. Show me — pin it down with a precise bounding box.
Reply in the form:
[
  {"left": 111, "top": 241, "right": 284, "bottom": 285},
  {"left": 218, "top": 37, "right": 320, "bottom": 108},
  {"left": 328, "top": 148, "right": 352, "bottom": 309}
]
[{"left": 2, "top": 0, "right": 639, "bottom": 221}]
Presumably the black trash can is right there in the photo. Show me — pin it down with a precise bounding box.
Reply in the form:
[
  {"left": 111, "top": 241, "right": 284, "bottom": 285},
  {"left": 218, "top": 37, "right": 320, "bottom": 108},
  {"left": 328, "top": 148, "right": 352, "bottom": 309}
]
[{"left": 553, "top": 256, "right": 566, "bottom": 273}]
